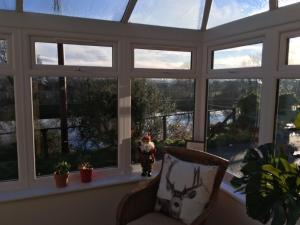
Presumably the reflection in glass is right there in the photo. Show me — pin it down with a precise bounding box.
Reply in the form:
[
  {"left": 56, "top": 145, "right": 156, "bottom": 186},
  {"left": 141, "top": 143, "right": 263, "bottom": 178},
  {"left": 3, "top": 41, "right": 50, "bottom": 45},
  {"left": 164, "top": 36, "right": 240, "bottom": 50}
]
[
  {"left": 32, "top": 77, "right": 118, "bottom": 176},
  {"left": 129, "top": 0, "right": 205, "bottom": 29},
  {"left": 278, "top": 0, "right": 300, "bottom": 7},
  {"left": 288, "top": 37, "right": 300, "bottom": 65},
  {"left": 35, "top": 42, "right": 58, "bottom": 65},
  {"left": 64, "top": 44, "right": 112, "bottom": 67},
  {"left": 0, "top": 76, "right": 18, "bottom": 181},
  {"left": 206, "top": 79, "right": 262, "bottom": 176},
  {"left": 0, "top": 0, "right": 16, "bottom": 10},
  {"left": 134, "top": 49, "right": 192, "bottom": 70},
  {"left": 24, "top": 0, "right": 129, "bottom": 21},
  {"left": 0, "top": 40, "right": 8, "bottom": 64},
  {"left": 131, "top": 78, "right": 195, "bottom": 163},
  {"left": 213, "top": 43, "right": 263, "bottom": 69},
  {"left": 207, "top": 0, "right": 268, "bottom": 29},
  {"left": 275, "top": 80, "right": 300, "bottom": 164}
]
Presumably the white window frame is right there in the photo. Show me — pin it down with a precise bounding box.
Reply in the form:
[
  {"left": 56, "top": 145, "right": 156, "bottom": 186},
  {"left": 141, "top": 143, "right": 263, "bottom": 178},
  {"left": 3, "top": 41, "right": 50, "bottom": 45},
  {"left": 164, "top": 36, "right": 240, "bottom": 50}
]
[
  {"left": 278, "top": 30, "right": 300, "bottom": 73},
  {"left": 30, "top": 36, "right": 118, "bottom": 75}
]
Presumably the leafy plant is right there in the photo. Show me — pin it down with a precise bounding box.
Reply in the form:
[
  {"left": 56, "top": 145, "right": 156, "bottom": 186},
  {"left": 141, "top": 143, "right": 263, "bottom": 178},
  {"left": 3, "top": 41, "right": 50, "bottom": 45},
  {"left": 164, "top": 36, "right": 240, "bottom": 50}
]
[
  {"left": 54, "top": 161, "right": 71, "bottom": 175},
  {"left": 231, "top": 143, "right": 300, "bottom": 225}
]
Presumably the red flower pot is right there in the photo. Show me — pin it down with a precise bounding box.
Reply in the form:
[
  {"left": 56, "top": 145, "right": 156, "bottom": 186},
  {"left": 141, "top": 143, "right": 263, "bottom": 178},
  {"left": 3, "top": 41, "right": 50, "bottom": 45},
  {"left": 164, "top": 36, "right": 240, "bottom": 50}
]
[{"left": 80, "top": 168, "right": 93, "bottom": 183}]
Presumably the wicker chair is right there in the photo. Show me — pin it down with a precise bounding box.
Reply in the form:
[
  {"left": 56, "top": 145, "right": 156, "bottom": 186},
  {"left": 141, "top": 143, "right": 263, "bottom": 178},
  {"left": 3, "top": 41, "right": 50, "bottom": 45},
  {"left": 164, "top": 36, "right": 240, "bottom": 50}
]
[{"left": 116, "top": 147, "right": 229, "bottom": 225}]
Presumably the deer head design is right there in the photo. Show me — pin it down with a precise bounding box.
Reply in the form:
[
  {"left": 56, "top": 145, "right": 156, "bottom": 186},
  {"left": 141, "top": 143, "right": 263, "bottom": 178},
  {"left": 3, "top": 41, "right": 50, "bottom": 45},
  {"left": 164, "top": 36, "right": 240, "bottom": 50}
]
[{"left": 165, "top": 160, "right": 203, "bottom": 218}]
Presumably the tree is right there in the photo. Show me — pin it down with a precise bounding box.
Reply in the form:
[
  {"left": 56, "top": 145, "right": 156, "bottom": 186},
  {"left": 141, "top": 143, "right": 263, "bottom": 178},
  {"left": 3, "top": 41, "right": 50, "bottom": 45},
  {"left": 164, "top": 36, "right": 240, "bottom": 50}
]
[{"left": 0, "top": 40, "right": 7, "bottom": 64}]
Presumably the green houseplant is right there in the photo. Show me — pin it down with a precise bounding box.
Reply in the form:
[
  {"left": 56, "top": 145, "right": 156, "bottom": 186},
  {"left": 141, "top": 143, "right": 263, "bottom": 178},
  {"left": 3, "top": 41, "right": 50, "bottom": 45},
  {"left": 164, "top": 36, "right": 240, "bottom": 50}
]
[
  {"left": 54, "top": 161, "right": 71, "bottom": 188},
  {"left": 231, "top": 143, "right": 300, "bottom": 225}
]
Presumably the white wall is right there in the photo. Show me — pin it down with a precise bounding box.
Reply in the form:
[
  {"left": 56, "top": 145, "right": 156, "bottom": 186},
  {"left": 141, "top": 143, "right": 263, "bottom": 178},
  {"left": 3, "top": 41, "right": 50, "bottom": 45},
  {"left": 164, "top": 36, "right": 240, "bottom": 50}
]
[{"left": 0, "top": 182, "right": 136, "bottom": 225}]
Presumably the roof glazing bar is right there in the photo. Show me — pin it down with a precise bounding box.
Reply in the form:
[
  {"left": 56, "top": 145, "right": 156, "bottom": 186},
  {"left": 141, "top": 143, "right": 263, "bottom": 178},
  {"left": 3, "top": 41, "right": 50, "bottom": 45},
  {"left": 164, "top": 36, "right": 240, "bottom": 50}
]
[
  {"left": 16, "top": 0, "right": 23, "bottom": 12},
  {"left": 121, "top": 0, "right": 138, "bottom": 23},
  {"left": 269, "top": 0, "right": 278, "bottom": 10},
  {"left": 201, "top": 0, "right": 212, "bottom": 31}
]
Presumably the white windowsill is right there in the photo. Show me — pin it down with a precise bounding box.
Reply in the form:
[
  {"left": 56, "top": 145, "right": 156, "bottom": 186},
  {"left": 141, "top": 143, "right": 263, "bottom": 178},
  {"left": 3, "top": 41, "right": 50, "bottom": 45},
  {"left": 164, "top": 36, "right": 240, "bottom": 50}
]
[
  {"left": 0, "top": 172, "right": 156, "bottom": 203},
  {"left": 220, "top": 181, "right": 246, "bottom": 205}
]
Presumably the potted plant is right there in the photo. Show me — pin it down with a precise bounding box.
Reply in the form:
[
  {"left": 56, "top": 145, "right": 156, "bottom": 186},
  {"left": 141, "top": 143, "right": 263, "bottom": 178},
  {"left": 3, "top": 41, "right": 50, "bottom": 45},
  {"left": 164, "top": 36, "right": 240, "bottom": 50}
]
[
  {"left": 54, "top": 161, "right": 71, "bottom": 188},
  {"left": 231, "top": 143, "right": 300, "bottom": 225},
  {"left": 79, "top": 161, "right": 93, "bottom": 183}
]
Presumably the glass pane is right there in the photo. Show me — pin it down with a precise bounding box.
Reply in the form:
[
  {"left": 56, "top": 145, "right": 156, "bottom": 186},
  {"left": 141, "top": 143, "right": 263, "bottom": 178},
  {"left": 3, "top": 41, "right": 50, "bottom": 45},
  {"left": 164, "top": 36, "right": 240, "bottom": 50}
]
[
  {"left": 275, "top": 79, "right": 300, "bottom": 164},
  {"left": 24, "top": 0, "right": 129, "bottom": 21},
  {"left": 207, "top": 0, "right": 269, "bottom": 29},
  {"left": 288, "top": 37, "right": 300, "bottom": 65},
  {"left": 278, "top": 0, "right": 300, "bottom": 7},
  {"left": 64, "top": 44, "right": 112, "bottom": 67},
  {"left": 213, "top": 43, "right": 263, "bottom": 69},
  {"left": 0, "top": 76, "right": 18, "bottom": 181},
  {"left": 129, "top": 0, "right": 205, "bottom": 29},
  {"left": 0, "top": 0, "right": 16, "bottom": 10},
  {"left": 131, "top": 78, "right": 195, "bottom": 164},
  {"left": 206, "top": 79, "right": 262, "bottom": 176},
  {"left": 134, "top": 49, "right": 192, "bottom": 70},
  {"left": 35, "top": 42, "right": 58, "bottom": 65},
  {"left": 32, "top": 77, "right": 118, "bottom": 176},
  {"left": 0, "top": 40, "right": 8, "bottom": 64}
]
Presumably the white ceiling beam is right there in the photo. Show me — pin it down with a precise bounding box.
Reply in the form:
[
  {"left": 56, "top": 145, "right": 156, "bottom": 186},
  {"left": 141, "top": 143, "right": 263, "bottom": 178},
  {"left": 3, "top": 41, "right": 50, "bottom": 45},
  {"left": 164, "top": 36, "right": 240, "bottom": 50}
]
[
  {"left": 201, "top": 0, "right": 213, "bottom": 31},
  {"left": 269, "top": 0, "right": 278, "bottom": 10},
  {"left": 121, "top": 0, "right": 138, "bottom": 23}
]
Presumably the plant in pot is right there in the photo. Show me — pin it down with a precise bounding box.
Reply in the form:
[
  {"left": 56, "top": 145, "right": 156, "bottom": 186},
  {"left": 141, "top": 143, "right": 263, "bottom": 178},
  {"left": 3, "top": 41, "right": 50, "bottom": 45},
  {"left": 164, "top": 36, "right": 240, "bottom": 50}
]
[
  {"left": 79, "top": 161, "right": 93, "bottom": 183},
  {"left": 231, "top": 143, "right": 300, "bottom": 225},
  {"left": 54, "top": 161, "right": 71, "bottom": 188}
]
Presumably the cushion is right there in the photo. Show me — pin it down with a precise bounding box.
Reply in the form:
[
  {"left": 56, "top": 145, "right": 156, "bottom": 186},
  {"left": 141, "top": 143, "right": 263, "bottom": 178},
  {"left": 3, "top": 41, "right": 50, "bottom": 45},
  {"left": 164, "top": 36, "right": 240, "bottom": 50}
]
[
  {"left": 127, "top": 212, "right": 185, "bottom": 225},
  {"left": 154, "top": 153, "right": 218, "bottom": 224}
]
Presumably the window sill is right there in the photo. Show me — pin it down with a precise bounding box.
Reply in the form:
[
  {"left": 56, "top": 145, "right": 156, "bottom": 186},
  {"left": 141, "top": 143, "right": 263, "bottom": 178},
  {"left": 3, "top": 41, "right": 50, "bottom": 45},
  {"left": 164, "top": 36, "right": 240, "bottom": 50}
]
[
  {"left": 0, "top": 171, "right": 157, "bottom": 203},
  {"left": 220, "top": 181, "right": 246, "bottom": 205}
]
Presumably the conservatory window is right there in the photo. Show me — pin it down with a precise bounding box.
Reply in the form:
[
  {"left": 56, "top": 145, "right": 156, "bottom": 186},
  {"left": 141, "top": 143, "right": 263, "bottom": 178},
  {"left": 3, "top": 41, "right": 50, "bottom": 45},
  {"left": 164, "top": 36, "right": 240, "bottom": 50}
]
[
  {"left": 34, "top": 42, "right": 113, "bottom": 67},
  {"left": 212, "top": 43, "right": 263, "bottom": 69},
  {"left": 35, "top": 42, "right": 58, "bottom": 65},
  {"left": 0, "top": 0, "right": 16, "bottom": 11},
  {"left": 275, "top": 79, "right": 300, "bottom": 161},
  {"left": 0, "top": 76, "right": 18, "bottom": 181},
  {"left": 207, "top": 0, "right": 269, "bottom": 29},
  {"left": 131, "top": 78, "right": 195, "bottom": 163},
  {"left": 23, "top": 0, "right": 129, "bottom": 21},
  {"left": 129, "top": 0, "right": 205, "bottom": 30},
  {"left": 278, "top": 0, "right": 300, "bottom": 7},
  {"left": 206, "top": 79, "right": 262, "bottom": 177},
  {"left": 134, "top": 49, "right": 192, "bottom": 70},
  {"left": 32, "top": 76, "right": 118, "bottom": 176},
  {"left": 287, "top": 37, "right": 300, "bottom": 65}
]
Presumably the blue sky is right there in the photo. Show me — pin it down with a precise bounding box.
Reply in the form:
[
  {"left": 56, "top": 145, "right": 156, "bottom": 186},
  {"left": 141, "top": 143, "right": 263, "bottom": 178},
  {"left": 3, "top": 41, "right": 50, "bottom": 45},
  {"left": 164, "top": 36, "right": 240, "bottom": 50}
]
[
  {"left": 0, "top": 0, "right": 16, "bottom": 10},
  {"left": 23, "top": 0, "right": 129, "bottom": 21}
]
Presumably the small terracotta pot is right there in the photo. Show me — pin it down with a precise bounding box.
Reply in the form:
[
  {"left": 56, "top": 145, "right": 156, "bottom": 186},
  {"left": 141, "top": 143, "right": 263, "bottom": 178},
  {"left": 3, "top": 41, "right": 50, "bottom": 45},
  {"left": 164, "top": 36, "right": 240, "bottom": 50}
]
[
  {"left": 54, "top": 173, "right": 69, "bottom": 188},
  {"left": 80, "top": 168, "right": 93, "bottom": 183}
]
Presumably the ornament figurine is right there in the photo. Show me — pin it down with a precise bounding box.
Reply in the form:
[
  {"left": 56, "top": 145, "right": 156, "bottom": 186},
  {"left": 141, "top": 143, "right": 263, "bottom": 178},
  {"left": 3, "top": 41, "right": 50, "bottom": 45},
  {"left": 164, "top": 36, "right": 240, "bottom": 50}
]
[{"left": 138, "top": 135, "right": 156, "bottom": 177}]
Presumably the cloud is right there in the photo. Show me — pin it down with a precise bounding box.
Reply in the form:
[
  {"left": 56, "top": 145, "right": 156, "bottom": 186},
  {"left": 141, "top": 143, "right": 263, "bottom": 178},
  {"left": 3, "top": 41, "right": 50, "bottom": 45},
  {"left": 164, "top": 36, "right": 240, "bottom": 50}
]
[
  {"left": 207, "top": 0, "right": 268, "bottom": 29},
  {"left": 129, "top": 0, "right": 205, "bottom": 29},
  {"left": 288, "top": 37, "right": 300, "bottom": 65},
  {"left": 134, "top": 49, "right": 191, "bottom": 69},
  {"left": 278, "top": 0, "right": 300, "bottom": 7},
  {"left": 64, "top": 44, "right": 112, "bottom": 67}
]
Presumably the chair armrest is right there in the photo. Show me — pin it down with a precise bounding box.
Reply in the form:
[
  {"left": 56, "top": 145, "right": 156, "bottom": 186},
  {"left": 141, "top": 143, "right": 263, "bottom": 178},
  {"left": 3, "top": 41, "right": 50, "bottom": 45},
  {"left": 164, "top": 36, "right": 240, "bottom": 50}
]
[{"left": 116, "top": 176, "right": 160, "bottom": 225}]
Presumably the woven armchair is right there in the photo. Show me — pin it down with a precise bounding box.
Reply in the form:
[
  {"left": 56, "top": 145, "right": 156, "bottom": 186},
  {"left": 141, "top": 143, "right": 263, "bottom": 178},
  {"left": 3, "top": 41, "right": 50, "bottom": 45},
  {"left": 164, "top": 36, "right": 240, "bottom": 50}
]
[{"left": 116, "top": 147, "right": 229, "bottom": 225}]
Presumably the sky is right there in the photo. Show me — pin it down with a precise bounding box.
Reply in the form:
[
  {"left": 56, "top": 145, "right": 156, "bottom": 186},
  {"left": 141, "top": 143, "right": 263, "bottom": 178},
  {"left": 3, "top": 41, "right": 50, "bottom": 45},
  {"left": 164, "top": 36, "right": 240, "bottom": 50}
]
[
  {"left": 134, "top": 49, "right": 191, "bottom": 70},
  {"left": 213, "top": 43, "right": 263, "bottom": 69},
  {"left": 23, "top": 0, "right": 129, "bottom": 21},
  {"left": 288, "top": 37, "right": 300, "bottom": 65},
  {"left": 129, "top": 0, "right": 205, "bottom": 30},
  {"left": 35, "top": 42, "right": 112, "bottom": 67}
]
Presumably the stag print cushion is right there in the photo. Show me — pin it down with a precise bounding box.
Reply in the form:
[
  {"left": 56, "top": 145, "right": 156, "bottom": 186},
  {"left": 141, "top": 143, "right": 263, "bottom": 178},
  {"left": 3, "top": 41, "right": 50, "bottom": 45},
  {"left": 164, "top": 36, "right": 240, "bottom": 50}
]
[{"left": 155, "top": 153, "right": 219, "bottom": 224}]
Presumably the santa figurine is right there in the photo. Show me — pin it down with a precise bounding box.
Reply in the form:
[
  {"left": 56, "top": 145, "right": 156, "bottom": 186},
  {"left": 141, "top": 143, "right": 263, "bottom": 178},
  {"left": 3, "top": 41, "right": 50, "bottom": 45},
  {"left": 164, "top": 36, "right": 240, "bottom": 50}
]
[{"left": 138, "top": 135, "right": 156, "bottom": 177}]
